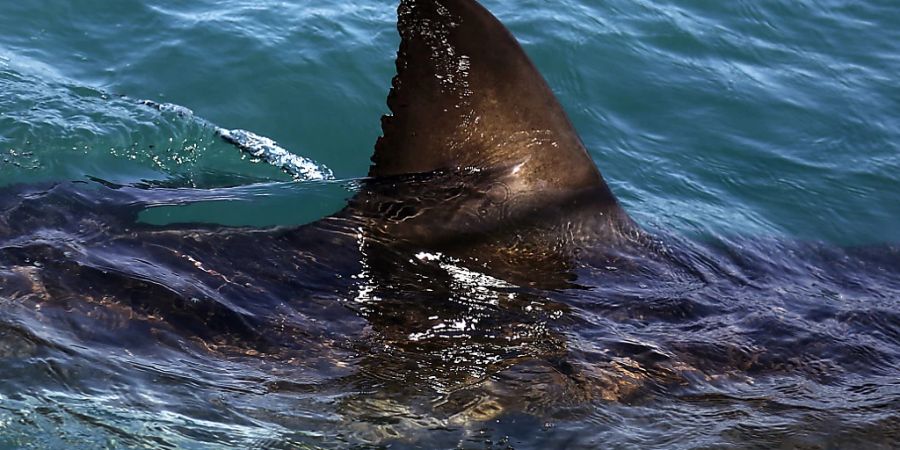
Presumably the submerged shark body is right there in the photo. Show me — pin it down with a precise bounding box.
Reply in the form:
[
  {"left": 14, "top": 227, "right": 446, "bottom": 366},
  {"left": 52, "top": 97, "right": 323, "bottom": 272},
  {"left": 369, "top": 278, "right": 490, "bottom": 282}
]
[
  {"left": 0, "top": 0, "right": 670, "bottom": 433},
  {"left": 1, "top": 0, "right": 898, "bottom": 446}
]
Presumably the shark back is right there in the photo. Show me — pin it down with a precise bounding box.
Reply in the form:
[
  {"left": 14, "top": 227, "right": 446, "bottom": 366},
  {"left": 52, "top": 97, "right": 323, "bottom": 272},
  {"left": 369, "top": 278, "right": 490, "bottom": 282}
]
[{"left": 341, "top": 0, "right": 642, "bottom": 285}]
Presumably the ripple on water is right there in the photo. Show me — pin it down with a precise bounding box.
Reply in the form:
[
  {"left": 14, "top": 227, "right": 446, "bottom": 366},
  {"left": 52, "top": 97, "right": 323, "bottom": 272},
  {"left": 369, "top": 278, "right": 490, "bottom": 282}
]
[{"left": 0, "top": 0, "right": 899, "bottom": 448}]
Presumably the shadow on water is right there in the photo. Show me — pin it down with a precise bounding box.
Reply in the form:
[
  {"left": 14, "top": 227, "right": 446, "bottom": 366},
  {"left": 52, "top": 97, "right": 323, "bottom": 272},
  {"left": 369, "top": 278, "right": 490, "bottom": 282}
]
[{"left": 0, "top": 180, "right": 897, "bottom": 449}]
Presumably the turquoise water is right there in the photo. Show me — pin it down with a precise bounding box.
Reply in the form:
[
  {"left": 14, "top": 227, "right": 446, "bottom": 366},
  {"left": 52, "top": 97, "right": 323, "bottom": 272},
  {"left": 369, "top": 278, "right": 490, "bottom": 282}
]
[
  {"left": 1, "top": 0, "right": 899, "bottom": 448},
  {"left": 3, "top": 0, "right": 897, "bottom": 241}
]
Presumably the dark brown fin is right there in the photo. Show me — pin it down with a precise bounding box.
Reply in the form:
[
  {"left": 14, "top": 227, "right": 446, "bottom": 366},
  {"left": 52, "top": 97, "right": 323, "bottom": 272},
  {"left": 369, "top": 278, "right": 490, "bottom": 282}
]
[{"left": 371, "top": 0, "right": 618, "bottom": 204}]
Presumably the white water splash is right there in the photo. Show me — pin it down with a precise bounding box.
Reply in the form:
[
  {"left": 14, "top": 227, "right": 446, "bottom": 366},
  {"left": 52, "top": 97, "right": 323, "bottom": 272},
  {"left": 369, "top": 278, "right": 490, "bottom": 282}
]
[
  {"left": 141, "top": 99, "right": 334, "bottom": 181},
  {"left": 140, "top": 99, "right": 194, "bottom": 117},
  {"left": 216, "top": 128, "right": 334, "bottom": 181}
]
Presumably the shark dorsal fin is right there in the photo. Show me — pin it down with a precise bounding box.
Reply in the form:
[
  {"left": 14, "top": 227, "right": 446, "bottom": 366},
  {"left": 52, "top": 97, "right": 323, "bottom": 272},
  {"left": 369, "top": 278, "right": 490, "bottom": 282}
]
[{"left": 371, "top": 0, "right": 617, "bottom": 203}]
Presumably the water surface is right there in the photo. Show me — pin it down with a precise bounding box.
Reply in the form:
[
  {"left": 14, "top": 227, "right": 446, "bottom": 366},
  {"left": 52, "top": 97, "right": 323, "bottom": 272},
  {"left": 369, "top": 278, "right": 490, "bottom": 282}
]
[{"left": 1, "top": 0, "right": 898, "bottom": 448}]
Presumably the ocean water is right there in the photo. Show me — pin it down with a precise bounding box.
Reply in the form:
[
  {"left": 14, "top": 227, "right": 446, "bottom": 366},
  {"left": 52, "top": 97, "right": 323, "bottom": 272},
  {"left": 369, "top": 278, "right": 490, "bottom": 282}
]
[{"left": 0, "top": 0, "right": 898, "bottom": 448}]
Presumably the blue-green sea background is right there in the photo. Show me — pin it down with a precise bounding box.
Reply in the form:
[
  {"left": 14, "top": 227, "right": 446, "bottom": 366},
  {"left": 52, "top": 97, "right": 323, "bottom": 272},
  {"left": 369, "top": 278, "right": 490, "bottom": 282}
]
[
  {"left": 1, "top": 0, "right": 898, "bottom": 447},
  {"left": 3, "top": 0, "right": 897, "bottom": 243}
]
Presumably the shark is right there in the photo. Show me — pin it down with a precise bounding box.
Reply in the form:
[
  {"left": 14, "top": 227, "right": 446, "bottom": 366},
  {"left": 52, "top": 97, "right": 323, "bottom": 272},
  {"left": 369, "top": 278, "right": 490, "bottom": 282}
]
[{"left": 1, "top": 0, "right": 897, "bottom": 446}]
